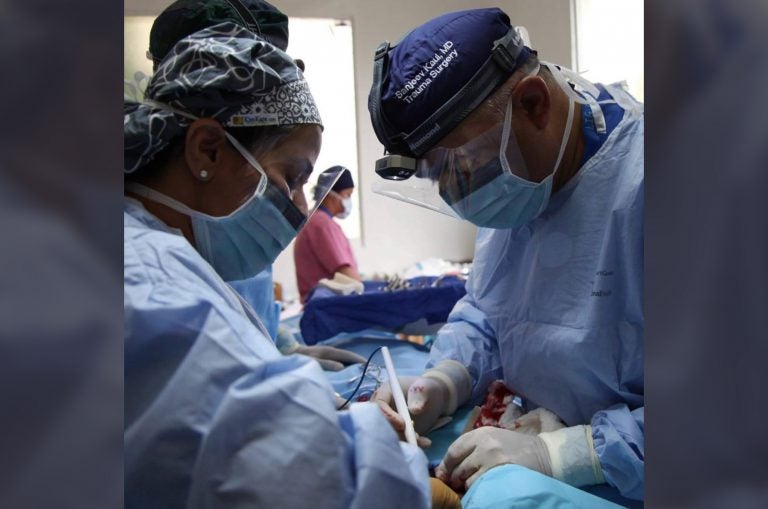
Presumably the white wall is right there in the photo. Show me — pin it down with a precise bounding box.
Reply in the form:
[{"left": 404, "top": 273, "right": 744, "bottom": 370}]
[
  {"left": 125, "top": 0, "right": 574, "bottom": 301},
  {"left": 575, "top": 0, "right": 644, "bottom": 100}
]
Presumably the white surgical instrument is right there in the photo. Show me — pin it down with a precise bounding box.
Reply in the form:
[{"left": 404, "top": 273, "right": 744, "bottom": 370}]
[{"left": 381, "top": 346, "right": 418, "bottom": 446}]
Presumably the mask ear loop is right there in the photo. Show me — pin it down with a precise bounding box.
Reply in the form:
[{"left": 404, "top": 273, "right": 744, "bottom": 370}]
[
  {"left": 498, "top": 64, "right": 576, "bottom": 186},
  {"left": 498, "top": 96, "right": 518, "bottom": 178},
  {"left": 125, "top": 181, "right": 208, "bottom": 219},
  {"left": 534, "top": 63, "right": 581, "bottom": 176},
  {"left": 498, "top": 63, "right": 541, "bottom": 182},
  {"left": 550, "top": 92, "right": 575, "bottom": 179},
  {"left": 222, "top": 132, "right": 269, "bottom": 197}
]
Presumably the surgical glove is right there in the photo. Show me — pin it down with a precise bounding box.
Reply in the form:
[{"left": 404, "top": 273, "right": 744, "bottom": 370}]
[
  {"left": 373, "top": 376, "right": 445, "bottom": 436},
  {"left": 538, "top": 425, "right": 606, "bottom": 488},
  {"left": 317, "top": 271, "right": 364, "bottom": 295},
  {"left": 435, "top": 427, "right": 552, "bottom": 491},
  {"left": 430, "top": 477, "right": 462, "bottom": 509},
  {"left": 373, "top": 360, "right": 472, "bottom": 435},
  {"left": 372, "top": 377, "right": 433, "bottom": 448},
  {"left": 293, "top": 345, "right": 367, "bottom": 371}
]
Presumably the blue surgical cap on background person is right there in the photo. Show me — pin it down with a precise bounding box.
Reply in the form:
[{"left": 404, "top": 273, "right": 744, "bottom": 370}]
[
  {"left": 314, "top": 166, "right": 353, "bottom": 201},
  {"left": 330, "top": 167, "right": 354, "bottom": 191}
]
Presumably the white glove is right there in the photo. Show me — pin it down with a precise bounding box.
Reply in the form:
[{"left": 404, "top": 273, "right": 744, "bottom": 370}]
[
  {"left": 317, "top": 272, "right": 364, "bottom": 295},
  {"left": 373, "top": 376, "right": 442, "bottom": 438},
  {"left": 373, "top": 360, "right": 472, "bottom": 436},
  {"left": 503, "top": 407, "right": 567, "bottom": 434},
  {"left": 538, "top": 425, "right": 606, "bottom": 488},
  {"left": 435, "top": 427, "right": 552, "bottom": 490},
  {"left": 371, "top": 377, "right": 433, "bottom": 448},
  {"left": 436, "top": 424, "right": 605, "bottom": 491}
]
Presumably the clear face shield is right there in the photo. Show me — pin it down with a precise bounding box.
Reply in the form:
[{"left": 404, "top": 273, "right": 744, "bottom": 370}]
[
  {"left": 370, "top": 102, "right": 528, "bottom": 219},
  {"left": 225, "top": 131, "right": 343, "bottom": 232},
  {"left": 372, "top": 62, "right": 596, "bottom": 220}
]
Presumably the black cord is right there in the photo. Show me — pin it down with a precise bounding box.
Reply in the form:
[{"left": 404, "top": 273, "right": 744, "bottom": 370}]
[{"left": 337, "top": 346, "right": 383, "bottom": 410}]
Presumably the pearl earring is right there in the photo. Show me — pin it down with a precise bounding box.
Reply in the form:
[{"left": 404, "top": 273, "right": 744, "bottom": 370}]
[{"left": 200, "top": 170, "right": 209, "bottom": 179}]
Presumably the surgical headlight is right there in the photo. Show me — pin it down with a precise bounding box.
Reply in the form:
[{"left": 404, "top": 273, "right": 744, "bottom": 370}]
[{"left": 375, "top": 154, "right": 418, "bottom": 181}]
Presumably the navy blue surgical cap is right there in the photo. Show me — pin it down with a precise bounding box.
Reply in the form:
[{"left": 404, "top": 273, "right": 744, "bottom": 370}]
[{"left": 369, "top": 8, "right": 534, "bottom": 156}]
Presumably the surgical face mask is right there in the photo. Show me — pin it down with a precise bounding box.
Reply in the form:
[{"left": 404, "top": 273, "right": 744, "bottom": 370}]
[
  {"left": 432, "top": 73, "right": 575, "bottom": 229},
  {"left": 127, "top": 181, "right": 302, "bottom": 283},
  {"left": 127, "top": 134, "right": 340, "bottom": 281},
  {"left": 331, "top": 191, "right": 353, "bottom": 219}
]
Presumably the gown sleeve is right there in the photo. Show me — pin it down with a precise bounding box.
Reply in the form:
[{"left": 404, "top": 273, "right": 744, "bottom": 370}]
[
  {"left": 426, "top": 274, "right": 502, "bottom": 404},
  {"left": 125, "top": 241, "right": 429, "bottom": 509},
  {"left": 591, "top": 404, "right": 644, "bottom": 500}
]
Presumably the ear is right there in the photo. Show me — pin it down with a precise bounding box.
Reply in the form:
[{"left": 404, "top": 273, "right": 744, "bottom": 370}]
[
  {"left": 511, "top": 76, "right": 551, "bottom": 130},
  {"left": 183, "top": 118, "right": 229, "bottom": 181},
  {"left": 322, "top": 191, "right": 337, "bottom": 208}
]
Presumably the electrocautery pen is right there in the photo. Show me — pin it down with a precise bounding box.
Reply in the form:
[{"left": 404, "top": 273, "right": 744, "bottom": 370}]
[{"left": 381, "top": 346, "right": 418, "bottom": 446}]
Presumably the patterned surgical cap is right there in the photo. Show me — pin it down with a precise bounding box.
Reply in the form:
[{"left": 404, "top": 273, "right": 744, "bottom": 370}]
[{"left": 124, "top": 22, "right": 322, "bottom": 173}]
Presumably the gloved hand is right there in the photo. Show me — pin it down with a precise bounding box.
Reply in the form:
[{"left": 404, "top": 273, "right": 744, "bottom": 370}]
[
  {"left": 436, "top": 425, "right": 606, "bottom": 492},
  {"left": 373, "top": 376, "right": 445, "bottom": 437},
  {"left": 430, "top": 477, "right": 462, "bottom": 509},
  {"left": 371, "top": 376, "right": 432, "bottom": 447},
  {"left": 435, "top": 427, "right": 551, "bottom": 491},
  {"left": 293, "top": 345, "right": 367, "bottom": 371},
  {"left": 373, "top": 360, "right": 473, "bottom": 436}
]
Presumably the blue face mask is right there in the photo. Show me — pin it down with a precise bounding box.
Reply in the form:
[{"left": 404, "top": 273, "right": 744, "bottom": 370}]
[
  {"left": 440, "top": 159, "right": 556, "bottom": 229},
  {"left": 191, "top": 182, "right": 304, "bottom": 280},
  {"left": 438, "top": 86, "right": 575, "bottom": 229},
  {"left": 127, "top": 179, "right": 304, "bottom": 281}
]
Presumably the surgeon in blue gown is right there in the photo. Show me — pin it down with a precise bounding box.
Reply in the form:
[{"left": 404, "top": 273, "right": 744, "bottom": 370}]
[
  {"left": 124, "top": 24, "right": 430, "bottom": 508},
  {"left": 369, "top": 8, "right": 643, "bottom": 505}
]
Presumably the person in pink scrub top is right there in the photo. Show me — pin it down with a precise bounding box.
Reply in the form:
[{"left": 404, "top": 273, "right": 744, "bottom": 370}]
[{"left": 294, "top": 166, "right": 361, "bottom": 302}]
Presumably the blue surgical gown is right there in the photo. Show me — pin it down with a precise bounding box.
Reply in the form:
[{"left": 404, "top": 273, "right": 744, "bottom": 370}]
[
  {"left": 124, "top": 198, "right": 430, "bottom": 509},
  {"left": 228, "top": 268, "right": 280, "bottom": 341},
  {"left": 429, "top": 84, "right": 645, "bottom": 501}
]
